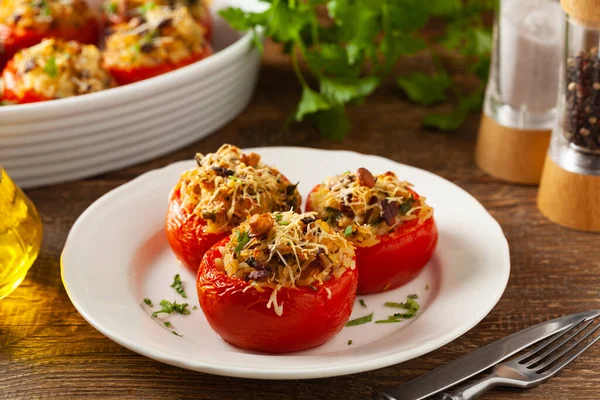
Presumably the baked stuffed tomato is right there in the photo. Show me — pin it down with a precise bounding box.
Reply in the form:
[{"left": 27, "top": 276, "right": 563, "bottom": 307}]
[
  {"left": 102, "top": 5, "right": 212, "bottom": 85},
  {"left": 102, "top": 0, "right": 212, "bottom": 41},
  {"left": 1, "top": 38, "right": 116, "bottom": 104},
  {"left": 166, "top": 144, "right": 302, "bottom": 273},
  {"left": 0, "top": 0, "right": 99, "bottom": 68},
  {"left": 197, "top": 211, "right": 358, "bottom": 353},
  {"left": 306, "top": 168, "right": 438, "bottom": 295}
]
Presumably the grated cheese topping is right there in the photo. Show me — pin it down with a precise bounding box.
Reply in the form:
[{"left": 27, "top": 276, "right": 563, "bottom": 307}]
[
  {"left": 102, "top": 5, "right": 207, "bottom": 69},
  {"left": 175, "top": 144, "right": 302, "bottom": 234},
  {"left": 7, "top": 38, "right": 115, "bottom": 99},
  {"left": 308, "top": 169, "right": 433, "bottom": 247},
  {"left": 219, "top": 211, "right": 356, "bottom": 316},
  {"left": 0, "top": 0, "right": 94, "bottom": 32}
]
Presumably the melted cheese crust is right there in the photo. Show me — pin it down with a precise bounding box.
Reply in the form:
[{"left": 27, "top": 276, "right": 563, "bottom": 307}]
[
  {"left": 176, "top": 144, "right": 302, "bottom": 234},
  {"left": 220, "top": 211, "right": 356, "bottom": 316},
  {"left": 102, "top": 6, "right": 207, "bottom": 69},
  {"left": 309, "top": 170, "right": 433, "bottom": 247},
  {"left": 8, "top": 38, "right": 115, "bottom": 99}
]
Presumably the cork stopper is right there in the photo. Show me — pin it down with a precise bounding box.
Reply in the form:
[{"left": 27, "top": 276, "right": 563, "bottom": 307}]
[
  {"left": 538, "top": 155, "right": 600, "bottom": 232},
  {"left": 475, "top": 114, "right": 552, "bottom": 185},
  {"left": 561, "top": 0, "right": 600, "bottom": 25}
]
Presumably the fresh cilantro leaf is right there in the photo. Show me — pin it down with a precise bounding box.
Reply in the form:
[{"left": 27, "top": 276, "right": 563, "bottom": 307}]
[
  {"left": 164, "top": 321, "right": 172, "bottom": 327},
  {"left": 344, "top": 225, "right": 353, "bottom": 237},
  {"left": 320, "top": 76, "right": 378, "bottom": 106},
  {"left": 143, "top": 298, "right": 153, "bottom": 307},
  {"left": 314, "top": 106, "right": 350, "bottom": 142},
  {"left": 348, "top": 340, "right": 353, "bottom": 345},
  {"left": 359, "top": 299, "right": 367, "bottom": 308},
  {"left": 397, "top": 72, "right": 452, "bottom": 106},
  {"left": 345, "top": 312, "right": 374, "bottom": 326},
  {"left": 429, "top": 0, "right": 462, "bottom": 16},
  {"left": 172, "top": 331, "right": 183, "bottom": 337},
  {"left": 234, "top": 230, "right": 250, "bottom": 253},
  {"left": 170, "top": 274, "right": 187, "bottom": 298},
  {"left": 295, "top": 87, "right": 331, "bottom": 121},
  {"left": 218, "top": 8, "right": 267, "bottom": 31}
]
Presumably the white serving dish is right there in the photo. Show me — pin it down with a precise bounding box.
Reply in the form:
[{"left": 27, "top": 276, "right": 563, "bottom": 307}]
[{"left": 0, "top": 0, "right": 262, "bottom": 188}]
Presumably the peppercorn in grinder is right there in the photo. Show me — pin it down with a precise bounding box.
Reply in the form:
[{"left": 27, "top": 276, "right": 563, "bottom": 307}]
[
  {"left": 537, "top": 0, "right": 600, "bottom": 232},
  {"left": 476, "top": 0, "right": 563, "bottom": 184}
]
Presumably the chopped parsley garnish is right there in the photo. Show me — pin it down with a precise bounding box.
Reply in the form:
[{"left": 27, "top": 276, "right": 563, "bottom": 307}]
[
  {"left": 104, "top": 1, "right": 117, "bottom": 14},
  {"left": 359, "top": 299, "right": 366, "bottom": 308},
  {"left": 234, "top": 230, "right": 250, "bottom": 253},
  {"left": 152, "top": 300, "right": 191, "bottom": 317},
  {"left": 170, "top": 274, "right": 187, "bottom": 298},
  {"left": 274, "top": 213, "right": 283, "bottom": 222},
  {"left": 399, "top": 199, "right": 414, "bottom": 215},
  {"left": 43, "top": 56, "right": 58, "bottom": 78},
  {"left": 164, "top": 321, "right": 172, "bottom": 327},
  {"left": 172, "top": 331, "right": 182, "bottom": 337},
  {"left": 143, "top": 298, "right": 153, "bottom": 306},
  {"left": 345, "top": 312, "right": 374, "bottom": 327},
  {"left": 381, "top": 295, "right": 421, "bottom": 321},
  {"left": 137, "top": 1, "right": 156, "bottom": 14},
  {"left": 348, "top": 340, "right": 353, "bottom": 345},
  {"left": 192, "top": 306, "right": 198, "bottom": 310},
  {"left": 375, "top": 319, "right": 404, "bottom": 324},
  {"left": 344, "top": 225, "right": 353, "bottom": 237}
]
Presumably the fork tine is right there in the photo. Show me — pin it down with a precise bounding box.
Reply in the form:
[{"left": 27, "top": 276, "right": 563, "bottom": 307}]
[
  {"left": 516, "top": 318, "right": 591, "bottom": 364},
  {"left": 521, "top": 319, "right": 595, "bottom": 366},
  {"left": 534, "top": 322, "right": 600, "bottom": 373},
  {"left": 538, "top": 326, "right": 600, "bottom": 377}
]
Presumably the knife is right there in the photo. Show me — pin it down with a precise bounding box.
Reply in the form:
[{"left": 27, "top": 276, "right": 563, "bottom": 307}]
[{"left": 373, "top": 310, "right": 600, "bottom": 400}]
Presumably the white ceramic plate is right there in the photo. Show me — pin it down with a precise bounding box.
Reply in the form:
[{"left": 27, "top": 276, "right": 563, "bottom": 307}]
[
  {"left": 61, "top": 147, "right": 510, "bottom": 380},
  {"left": 0, "top": 0, "right": 264, "bottom": 189}
]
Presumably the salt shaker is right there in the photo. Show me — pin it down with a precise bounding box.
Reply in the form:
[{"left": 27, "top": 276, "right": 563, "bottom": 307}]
[
  {"left": 538, "top": 0, "right": 600, "bottom": 232},
  {"left": 476, "top": 0, "right": 564, "bottom": 184}
]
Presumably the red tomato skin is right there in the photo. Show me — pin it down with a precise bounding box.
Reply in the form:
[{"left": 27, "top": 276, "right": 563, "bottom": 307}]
[
  {"left": 166, "top": 181, "right": 228, "bottom": 273},
  {"left": 0, "top": 19, "right": 100, "bottom": 68},
  {"left": 196, "top": 237, "right": 358, "bottom": 353},
  {"left": 199, "top": 8, "right": 213, "bottom": 42},
  {"left": 106, "top": 45, "right": 213, "bottom": 85},
  {"left": 306, "top": 184, "right": 438, "bottom": 295},
  {"left": 1, "top": 60, "right": 51, "bottom": 103}
]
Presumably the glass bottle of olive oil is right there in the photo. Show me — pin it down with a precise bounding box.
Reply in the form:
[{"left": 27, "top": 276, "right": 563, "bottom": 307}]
[{"left": 0, "top": 168, "right": 42, "bottom": 299}]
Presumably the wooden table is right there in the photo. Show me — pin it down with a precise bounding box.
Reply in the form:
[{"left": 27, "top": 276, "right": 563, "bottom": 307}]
[{"left": 2, "top": 44, "right": 600, "bottom": 400}]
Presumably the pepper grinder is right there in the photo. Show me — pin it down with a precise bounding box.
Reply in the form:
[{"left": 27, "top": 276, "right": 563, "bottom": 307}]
[
  {"left": 476, "top": 0, "right": 563, "bottom": 184},
  {"left": 537, "top": 0, "right": 600, "bottom": 232}
]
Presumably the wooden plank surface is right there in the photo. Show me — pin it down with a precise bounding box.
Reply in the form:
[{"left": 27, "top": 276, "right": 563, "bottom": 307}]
[{"left": 1, "top": 43, "right": 600, "bottom": 400}]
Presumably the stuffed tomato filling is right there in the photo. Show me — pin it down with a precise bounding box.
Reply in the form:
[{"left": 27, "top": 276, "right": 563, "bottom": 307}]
[
  {"left": 308, "top": 168, "right": 433, "bottom": 247},
  {"left": 174, "top": 144, "right": 302, "bottom": 235},
  {"left": 0, "top": 0, "right": 95, "bottom": 32},
  {"left": 215, "top": 211, "right": 356, "bottom": 316},
  {"left": 2, "top": 38, "right": 115, "bottom": 101},
  {"left": 102, "top": 5, "right": 208, "bottom": 70},
  {"left": 103, "top": 0, "right": 210, "bottom": 25}
]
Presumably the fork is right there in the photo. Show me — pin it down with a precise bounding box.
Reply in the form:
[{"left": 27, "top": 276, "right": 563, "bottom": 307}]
[{"left": 438, "top": 318, "right": 600, "bottom": 400}]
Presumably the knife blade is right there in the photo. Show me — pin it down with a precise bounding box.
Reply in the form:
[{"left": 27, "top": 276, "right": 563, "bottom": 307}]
[{"left": 373, "top": 310, "right": 600, "bottom": 400}]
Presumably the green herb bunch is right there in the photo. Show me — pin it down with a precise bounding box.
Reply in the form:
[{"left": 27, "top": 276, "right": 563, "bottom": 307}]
[{"left": 220, "top": 0, "right": 494, "bottom": 140}]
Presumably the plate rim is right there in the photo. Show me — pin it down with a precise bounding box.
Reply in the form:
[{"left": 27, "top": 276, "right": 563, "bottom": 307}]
[{"left": 61, "top": 146, "right": 510, "bottom": 379}]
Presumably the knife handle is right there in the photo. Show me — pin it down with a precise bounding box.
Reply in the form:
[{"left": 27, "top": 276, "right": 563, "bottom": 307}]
[{"left": 439, "top": 373, "right": 504, "bottom": 400}]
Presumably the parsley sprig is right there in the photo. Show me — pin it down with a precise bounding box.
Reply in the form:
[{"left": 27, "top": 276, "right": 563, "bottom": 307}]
[
  {"left": 152, "top": 300, "right": 191, "bottom": 317},
  {"left": 170, "top": 274, "right": 187, "bottom": 298},
  {"left": 220, "top": 0, "right": 493, "bottom": 139}
]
